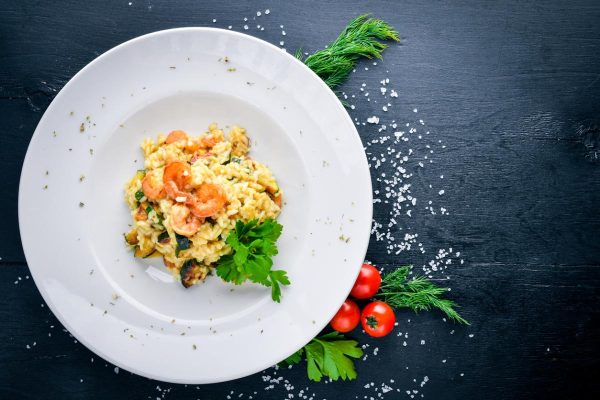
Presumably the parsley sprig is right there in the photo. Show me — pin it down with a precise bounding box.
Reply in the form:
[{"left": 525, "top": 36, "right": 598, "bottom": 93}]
[
  {"left": 376, "top": 266, "right": 469, "bottom": 325},
  {"left": 281, "top": 332, "right": 363, "bottom": 382},
  {"left": 216, "top": 219, "right": 290, "bottom": 302}
]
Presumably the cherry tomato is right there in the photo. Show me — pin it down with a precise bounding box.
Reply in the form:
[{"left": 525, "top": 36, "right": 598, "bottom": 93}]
[
  {"left": 361, "top": 301, "right": 395, "bottom": 337},
  {"left": 350, "top": 263, "right": 381, "bottom": 299},
  {"left": 330, "top": 299, "right": 360, "bottom": 333}
]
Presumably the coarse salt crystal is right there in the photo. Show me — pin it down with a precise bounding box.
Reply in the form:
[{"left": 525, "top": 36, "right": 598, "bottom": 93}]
[{"left": 367, "top": 116, "right": 379, "bottom": 124}]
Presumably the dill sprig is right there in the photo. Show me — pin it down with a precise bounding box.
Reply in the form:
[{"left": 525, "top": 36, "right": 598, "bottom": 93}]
[
  {"left": 299, "top": 14, "right": 399, "bottom": 89},
  {"left": 376, "top": 266, "right": 470, "bottom": 325}
]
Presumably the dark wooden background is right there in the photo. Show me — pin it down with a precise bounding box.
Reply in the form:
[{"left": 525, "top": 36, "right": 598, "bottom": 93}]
[{"left": 1, "top": 1, "right": 599, "bottom": 399}]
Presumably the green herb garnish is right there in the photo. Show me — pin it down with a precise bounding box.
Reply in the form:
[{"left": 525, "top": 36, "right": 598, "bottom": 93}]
[
  {"left": 216, "top": 219, "right": 289, "bottom": 302},
  {"left": 280, "top": 332, "right": 363, "bottom": 382},
  {"left": 376, "top": 266, "right": 469, "bottom": 325},
  {"left": 134, "top": 190, "right": 145, "bottom": 201},
  {"left": 299, "top": 14, "right": 399, "bottom": 89}
]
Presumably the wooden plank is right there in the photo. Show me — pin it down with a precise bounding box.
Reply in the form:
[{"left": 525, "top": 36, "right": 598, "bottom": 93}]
[{"left": 1, "top": 0, "right": 599, "bottom": 398}]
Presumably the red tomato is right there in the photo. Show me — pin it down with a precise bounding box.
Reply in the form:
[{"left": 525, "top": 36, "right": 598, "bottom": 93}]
[
  {"left": 361, "top": 301, "right": 395, "bottom": 337},
  {"left": 350, "top": 263, "right": 381, "bottom": 299},
  {"left": 330, "top": 299, "right": 360, "bottom": 333}
]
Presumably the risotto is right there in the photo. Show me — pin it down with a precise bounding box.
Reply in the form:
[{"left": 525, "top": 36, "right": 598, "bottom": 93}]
[{"left": 124, "top": 124, "right": 282, "bottom": 288}]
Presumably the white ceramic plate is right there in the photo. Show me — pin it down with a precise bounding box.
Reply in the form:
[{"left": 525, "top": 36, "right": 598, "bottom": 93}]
[{"left": 18, "top": 28, "right": 372, "bottom": 384}]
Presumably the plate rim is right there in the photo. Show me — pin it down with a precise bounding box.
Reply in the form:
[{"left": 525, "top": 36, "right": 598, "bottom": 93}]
[{"left": 18, "top": 27, "right": 373, "bottom": 384}]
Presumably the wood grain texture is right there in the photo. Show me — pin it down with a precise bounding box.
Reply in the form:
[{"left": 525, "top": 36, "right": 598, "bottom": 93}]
[{"left": 1, "top": 0, "right": 599, "bottom": 399}]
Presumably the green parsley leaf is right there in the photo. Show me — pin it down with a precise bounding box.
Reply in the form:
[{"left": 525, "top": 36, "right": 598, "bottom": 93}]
[
  {"left": 279, "top": 348, "right": 304, "bottom": 368},
  {"left": 305, "top": 341, "right": 325, "bottom": 382},
  {"left": 233, "top": 244, "right": 249, "bottom": 267},
  {"left": 287, "top": 332, "right": 363, "bottom": 382},
  {"left": 215, "top": 254, "right": 245, "bottom": 284},
  {"left": 246, "top": 257, "right": 271, "bottom": 284},
  {"left": 216, "top": 218, "right": 290, "bottom": 302},
  {"left": 268, "top": 270, "right": 290, "bottom": 303},
  {"left": 135, "top": 190, "right": 145, "bottom": 201}
]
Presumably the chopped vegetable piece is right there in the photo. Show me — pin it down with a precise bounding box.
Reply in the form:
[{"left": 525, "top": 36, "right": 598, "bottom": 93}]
[
  {"left": 134, "top": 190, "right": 145, "bottom": 201},
  {"left": 180, "top": 259, "right": 203, "bottom": 288},
  {"left": 175, "top": 233, "right": 191, "bottom": 257},
  {"left": 157, "top": 231, "right": 170, "bottom": 244},
  {"left": 124, "top": 229, "right": 138, "bottom": 246},
  {"left": 134, "top": 245, "right": 155, "bottom": 258},
  {"left": 175, "top": 233, "right": 191, "bottom": 250}
]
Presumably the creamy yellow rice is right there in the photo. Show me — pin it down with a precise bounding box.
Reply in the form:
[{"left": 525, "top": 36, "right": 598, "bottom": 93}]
[{"left": 124, "top": 123, "right": 282, "bottom": 287}]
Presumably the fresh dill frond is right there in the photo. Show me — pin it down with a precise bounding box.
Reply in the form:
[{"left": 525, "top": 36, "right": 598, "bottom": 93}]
[
  {"left": 300, "top": 14, "right": 400, "bottom": 89},
  {"left": 376, "top": 266, "right": 470, "bottom": 325},
  {"left": 294, "top": 47, "right": 304, "bottom": 60}
]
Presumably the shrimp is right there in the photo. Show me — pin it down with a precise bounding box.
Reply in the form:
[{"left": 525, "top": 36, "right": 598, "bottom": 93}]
[
  {"left": 189, "top": 183, "right": 227, "bottom": 218},
  {"left": 141, "top": 170, "right": 166, "bottom": 201},
  {"left": 190, "top": 151, "right": 213, "bottom": 164},
  {"left": 170, "top": 204, "right": 202, "bottom": 237},
  {"left": 163, "top": 161, "right": 192, "bottom": 200},
  {"left": 199, "top": 133, "right": 221, "bottom": 148},
  {"left": 166, "top": 130, "right": 211, "bottom": 153},
  {"left": 165, "top": 130, "right": 188, "bottom": 144}
]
